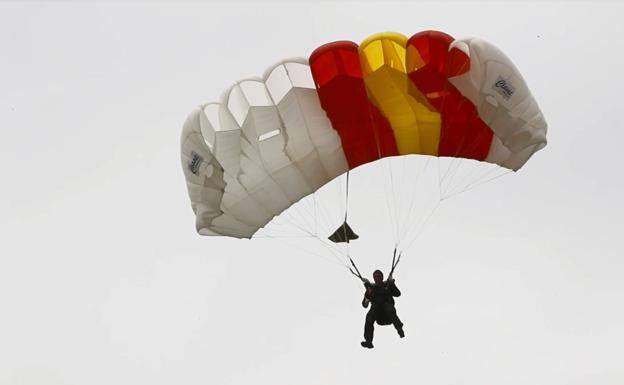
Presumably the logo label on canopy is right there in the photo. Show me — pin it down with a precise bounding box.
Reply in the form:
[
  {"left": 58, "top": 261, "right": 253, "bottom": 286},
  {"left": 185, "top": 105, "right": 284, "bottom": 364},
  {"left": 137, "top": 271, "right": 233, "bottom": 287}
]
[
  {"left": 188, "top": 151, "right": 204, "bottom": 176},
  {"left": 493, "top": 77, "right": 515, "bottom": 100}
]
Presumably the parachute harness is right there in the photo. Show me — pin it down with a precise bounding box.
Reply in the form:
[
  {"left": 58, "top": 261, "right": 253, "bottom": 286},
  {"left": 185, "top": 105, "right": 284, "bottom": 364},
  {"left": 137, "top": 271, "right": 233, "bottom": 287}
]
[
  {"left": 348, "top": 246, "right": 401, "bottom": 283},
  {"left": 388, "top": 247, "right": 402, "bottom": 280}
]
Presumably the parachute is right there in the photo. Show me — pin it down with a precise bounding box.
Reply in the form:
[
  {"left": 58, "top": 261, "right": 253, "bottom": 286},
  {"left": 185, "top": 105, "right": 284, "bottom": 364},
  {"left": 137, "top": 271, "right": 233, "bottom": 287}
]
[{"left": 180, "top": 30, "right": 547, "bottom": 269}]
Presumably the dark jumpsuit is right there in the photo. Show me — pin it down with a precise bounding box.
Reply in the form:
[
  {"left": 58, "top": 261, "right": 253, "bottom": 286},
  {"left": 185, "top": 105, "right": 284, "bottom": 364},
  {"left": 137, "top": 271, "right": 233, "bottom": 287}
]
[{"left": 362, "top": 280, "right": 403, "bottom": 343}]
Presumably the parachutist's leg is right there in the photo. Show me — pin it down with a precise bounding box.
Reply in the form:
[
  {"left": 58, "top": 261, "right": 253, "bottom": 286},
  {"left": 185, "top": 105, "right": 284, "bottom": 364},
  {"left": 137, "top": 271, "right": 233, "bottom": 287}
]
[
  {"left": 393, "top": 313, "right": 404, "bottom": 338},
  {"left": 363, "top": 309, "right": 375, "bottom": 343},
  {"left": 384, "top": 303, "right": 404, "bottom": 338}
]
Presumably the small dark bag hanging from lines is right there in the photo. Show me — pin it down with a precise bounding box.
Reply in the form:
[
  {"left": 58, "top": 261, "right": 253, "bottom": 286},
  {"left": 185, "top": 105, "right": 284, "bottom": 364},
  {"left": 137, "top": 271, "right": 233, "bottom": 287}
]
[
  {"left": 328, "top": 221, "right": 359, "bottom": 243},
  {"left": 328, "top": 171, "right": 359, "bottom": 244}
]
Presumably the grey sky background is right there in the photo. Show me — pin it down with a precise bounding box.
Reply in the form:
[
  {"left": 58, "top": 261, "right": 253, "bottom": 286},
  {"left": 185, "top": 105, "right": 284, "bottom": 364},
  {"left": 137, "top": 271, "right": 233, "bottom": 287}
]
[{"left": 1, "top": 1, "right": 623, "bottom": 384}]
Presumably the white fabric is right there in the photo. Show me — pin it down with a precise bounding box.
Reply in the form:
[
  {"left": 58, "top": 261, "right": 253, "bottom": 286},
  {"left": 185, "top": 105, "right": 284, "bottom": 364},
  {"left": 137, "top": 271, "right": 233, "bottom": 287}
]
[
  {"left": 181, "top": 60, "right": 347, "bottom": 237},
  {"left": 180, "top": 107, "right": 257, "bottom": 237},
  {"left": 449, "top": 38, "right": 547, "bottom": 170}
]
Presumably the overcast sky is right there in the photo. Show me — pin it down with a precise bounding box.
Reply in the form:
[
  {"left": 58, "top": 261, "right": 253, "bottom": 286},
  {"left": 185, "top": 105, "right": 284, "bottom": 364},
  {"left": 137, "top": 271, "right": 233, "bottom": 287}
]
[{"left": 1, "top": 1, "right": 623, "bottom": 385}]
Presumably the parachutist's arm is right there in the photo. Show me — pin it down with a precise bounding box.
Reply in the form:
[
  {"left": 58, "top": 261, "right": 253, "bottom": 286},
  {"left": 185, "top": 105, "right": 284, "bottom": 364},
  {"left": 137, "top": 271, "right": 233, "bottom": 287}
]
[
  {"left": 364, "top": 286, "right": 374, "bottom": 300},
  {"left": 362, "top": 295, "right": 370, "bottom": 308},
  {"left": 389, "top": 279, "right": 401, "bottom": 297}
]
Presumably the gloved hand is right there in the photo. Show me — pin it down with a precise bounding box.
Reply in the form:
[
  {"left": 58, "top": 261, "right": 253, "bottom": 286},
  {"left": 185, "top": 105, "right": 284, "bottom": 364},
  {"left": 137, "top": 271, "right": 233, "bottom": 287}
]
[{"left": 363, "top": 278, "right": 371, "bottom": 287}]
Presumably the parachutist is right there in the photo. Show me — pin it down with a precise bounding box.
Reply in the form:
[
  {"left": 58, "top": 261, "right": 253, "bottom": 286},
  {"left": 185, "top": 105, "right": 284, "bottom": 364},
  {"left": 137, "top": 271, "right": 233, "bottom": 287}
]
[{"left": 360, "top": 269, "right": 404, "bottom": 349}]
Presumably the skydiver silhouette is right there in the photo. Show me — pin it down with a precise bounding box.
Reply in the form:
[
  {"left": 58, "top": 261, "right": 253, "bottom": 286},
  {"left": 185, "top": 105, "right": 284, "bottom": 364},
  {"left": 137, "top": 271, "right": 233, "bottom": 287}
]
[{"left": 360, "top": 269, "right": 404, "bottom": 349}]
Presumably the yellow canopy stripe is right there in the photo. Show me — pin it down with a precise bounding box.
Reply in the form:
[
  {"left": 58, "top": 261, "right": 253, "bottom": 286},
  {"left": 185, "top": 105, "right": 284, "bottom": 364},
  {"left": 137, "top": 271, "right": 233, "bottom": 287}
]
[{"left": 358, "top": 32, "right": 441, "bottom": 156}]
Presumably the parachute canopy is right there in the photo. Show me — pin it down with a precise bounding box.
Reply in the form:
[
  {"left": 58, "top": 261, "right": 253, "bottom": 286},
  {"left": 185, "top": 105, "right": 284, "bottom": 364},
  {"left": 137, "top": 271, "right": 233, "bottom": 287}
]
[{"left": 180, "top": 30, "right": 547, "bottom": 239}]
